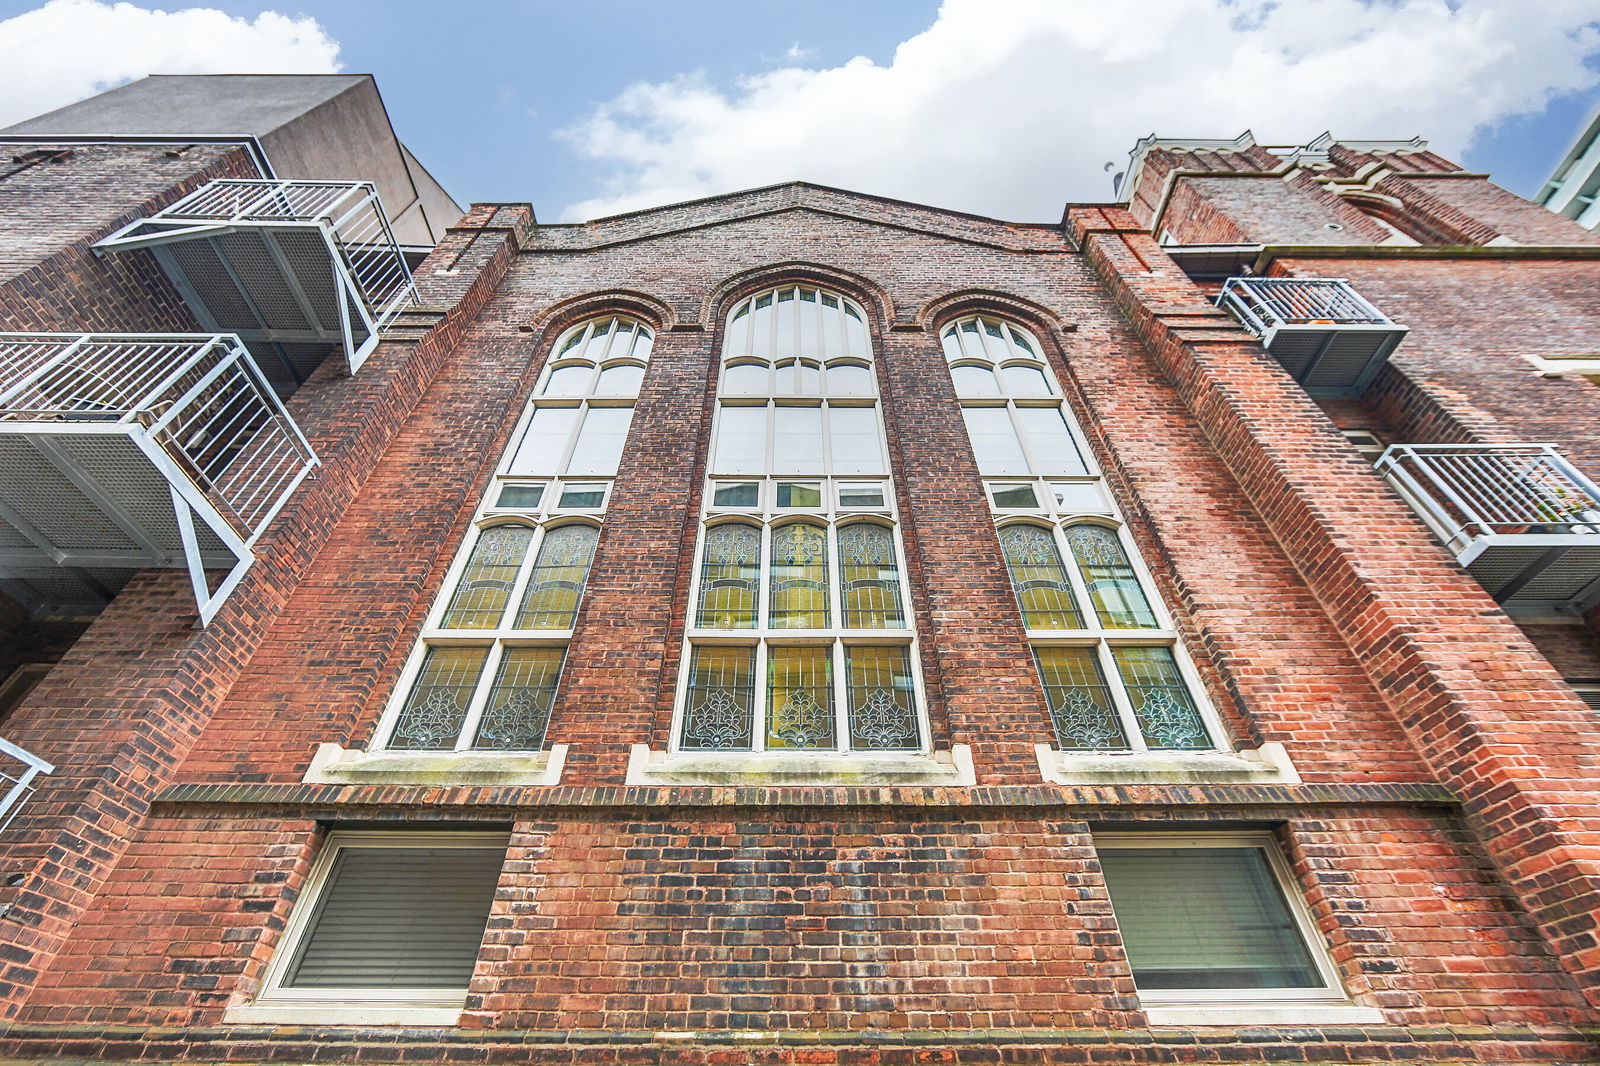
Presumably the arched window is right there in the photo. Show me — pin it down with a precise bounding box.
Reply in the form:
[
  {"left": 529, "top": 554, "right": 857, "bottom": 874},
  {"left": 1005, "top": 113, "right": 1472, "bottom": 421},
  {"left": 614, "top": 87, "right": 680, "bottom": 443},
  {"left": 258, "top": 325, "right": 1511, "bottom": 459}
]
[
  {"left": 377, "top": 313, "right": 646, "bottom": 754},
  {"left": 506, "top": 315, "right": 652, "bottom": 485},
  {"left": 945, "top": 313, "right": 1220, "bottom": 754},
  {"left": 678, "top": 285, "right": 926, "bottom": 755}
]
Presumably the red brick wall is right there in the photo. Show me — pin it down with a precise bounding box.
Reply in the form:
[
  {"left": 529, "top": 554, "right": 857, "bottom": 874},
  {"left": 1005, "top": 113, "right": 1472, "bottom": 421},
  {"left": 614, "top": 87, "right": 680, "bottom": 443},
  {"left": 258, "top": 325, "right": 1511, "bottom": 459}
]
[{"left": 0, "top": 143, "right": 260, "bottom": 333}]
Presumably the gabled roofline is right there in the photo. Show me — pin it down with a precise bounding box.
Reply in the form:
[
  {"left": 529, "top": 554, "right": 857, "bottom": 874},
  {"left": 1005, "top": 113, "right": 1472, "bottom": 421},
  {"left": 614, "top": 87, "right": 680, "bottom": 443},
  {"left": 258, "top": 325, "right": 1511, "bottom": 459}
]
[{"left": 559, "top": 179, "right": 1059, "bottom": 229}]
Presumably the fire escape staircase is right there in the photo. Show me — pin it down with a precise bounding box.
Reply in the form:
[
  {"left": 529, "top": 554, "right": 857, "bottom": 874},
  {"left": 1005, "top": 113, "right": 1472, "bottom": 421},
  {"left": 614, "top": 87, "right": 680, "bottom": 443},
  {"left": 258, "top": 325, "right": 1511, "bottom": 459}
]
[
  {"left": 0, "top": 333, "right": 318, "bottom": 623},
  {"left": 94, "top": 180, "right": 417, "bottom": 391}
]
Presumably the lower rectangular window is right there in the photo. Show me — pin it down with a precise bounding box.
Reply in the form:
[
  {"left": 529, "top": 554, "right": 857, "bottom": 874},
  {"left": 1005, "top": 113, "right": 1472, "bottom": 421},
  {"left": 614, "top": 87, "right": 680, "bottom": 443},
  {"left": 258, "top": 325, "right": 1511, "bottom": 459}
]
[
  {"left": 1095, "top": 832, "right": 1351, "bottom": 1006},
  {"left": 254, "top": 831, "right": 508, "bottom": 1012}
]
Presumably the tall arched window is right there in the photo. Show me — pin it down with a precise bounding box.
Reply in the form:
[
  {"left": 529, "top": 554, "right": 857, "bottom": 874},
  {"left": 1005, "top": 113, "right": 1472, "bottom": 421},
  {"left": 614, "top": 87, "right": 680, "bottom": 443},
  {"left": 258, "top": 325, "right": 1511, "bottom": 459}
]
[
  {"left": 942, "top": 313, "right": 1221, "bottom": 754},
  {"left": 676, "top": 285, "right": 926, "bottom": 755},
  {"left": 375, "top": 315, "right": 649, "bottom": 753}
]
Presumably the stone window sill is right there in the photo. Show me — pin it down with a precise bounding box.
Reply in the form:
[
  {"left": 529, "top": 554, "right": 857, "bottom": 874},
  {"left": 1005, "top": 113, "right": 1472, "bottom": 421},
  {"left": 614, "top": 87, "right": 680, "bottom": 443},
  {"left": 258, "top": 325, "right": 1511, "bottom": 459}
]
[
  {"left": 625, "top": 743, "right": 975, "bottom": 787},
  {"left": 222, "top": 1001, "right": 465, "bottom": 1026},
  {"left": 301, "top": 742, "right": 568, "bottom": 787},
  {"left": 1035, "top": 741, "right": 1300, "bottom": 786},
  {"left": 1141, "top": 1001, "right": 1385, "bottom": 1027}
]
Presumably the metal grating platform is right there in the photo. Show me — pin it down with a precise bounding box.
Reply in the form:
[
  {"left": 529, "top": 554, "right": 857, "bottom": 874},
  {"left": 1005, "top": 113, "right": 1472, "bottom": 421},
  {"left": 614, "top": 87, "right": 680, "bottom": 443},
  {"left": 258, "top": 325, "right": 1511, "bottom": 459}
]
[
  {"left": 0, "top": 334, "right": 319, "bottom": 623},
  {"left": 1378, "top": 443, "right": 1600, "bottom": 614},
  {"left": 1217, "top": 276, "right": 1408, "bottom": 397},
  {"left": 95, "top": 180, "right": 416, "bottom": 392}
]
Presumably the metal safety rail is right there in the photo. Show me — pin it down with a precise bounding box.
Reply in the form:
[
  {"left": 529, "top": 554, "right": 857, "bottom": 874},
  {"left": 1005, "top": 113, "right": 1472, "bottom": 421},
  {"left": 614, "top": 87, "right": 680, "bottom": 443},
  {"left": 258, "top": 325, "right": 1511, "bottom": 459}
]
[
  {"left": 1376, "top": 443, "right": 1600, "bottom": 613},
  {"left": 1217, "top": 276, "right": 1408, "bottom": 397},
  {"left": 0, "top": 737, "right": 51, "bottom": 835},
  {"left": 94, "top": 180, "right": 416, "bottom": 385},
  {"left": 0, "top": 334, "right": 319, "bottom": 623}
]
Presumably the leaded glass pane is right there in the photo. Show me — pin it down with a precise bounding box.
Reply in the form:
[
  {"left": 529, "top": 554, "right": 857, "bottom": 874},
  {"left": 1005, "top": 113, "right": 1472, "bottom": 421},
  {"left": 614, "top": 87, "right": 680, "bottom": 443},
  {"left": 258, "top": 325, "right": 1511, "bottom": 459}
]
[
  {"left": 472, "top": 647, "right": 563, "bottom": 750},
  {"left": 508, "top": 407, "right": 579, "bottom": 476},
  {"left": 766, "top": 646, "right": 835, "bottom": 749},
  {"left": 772, "top": 406, "right": 824, "bottom": 475},
  {"left": 827, "top": 363, "right": 874, "bottom": 396},
  {"left": 998, "top": 525, "right": 1083, "bottom": 629},
  {"left": 1015, "top": 406, "right": 1088, "bottom": 475},
  {"left": 696, "top": 523, "right": 760, "bottom": 629},
  {"left": 962, "top": 407, "right": 1028, "bottom": 475},
  {"left": 712, "top": 406, "right": 766, "bottom": 475},
  {"left": 514, "top": 525, "right": 599, "bottom": 629},
  {"left": 724, "top": 363, "right": 768, "bottom": 394},
  {"left": 1002, "top": 364, "right": 1052, "bottom": 397},
  {"left": 566, "top": 406, "right": 633, "bottom": 476},
  {"left": 769, "top": 522, "right": 829, "bottom": 628},
  {"left": 845, "top": 646, "right": 920, "bottom": 750},
  {"left": 952, "top": 365, "right": 999, "bottom": 397},
  {"left": 828, "top": 406, "right": 886, "bottom": 476},
  {"left": 838, "top": 524, "right": 905, "bottom": 629},
  {"left": 595, "top": 363, "right": 644, "bottom": 396},
  {"left": 439, "top": 525, "right": 534, "bottom": 629},
  {"left": 680, "top": 646, "right": 756, "bottom": 750},
  {"left": 1067, "top": 525, "right": 1158, "bottom": 628},
  {"left": 1033, "top": 646, "right": 1127, "bottom": 750},
  {"left": 389, "top": 646, "right": 488, "bottom": 750},
  {"left": 542, "top": 364, "right": 591, "bottom": 396},
  {"left": 1112, "top": 646, "right": 1211, "bottom": 750},
  {"left": 1098, "top": 847, "right": 1322, "bottom": 990}
]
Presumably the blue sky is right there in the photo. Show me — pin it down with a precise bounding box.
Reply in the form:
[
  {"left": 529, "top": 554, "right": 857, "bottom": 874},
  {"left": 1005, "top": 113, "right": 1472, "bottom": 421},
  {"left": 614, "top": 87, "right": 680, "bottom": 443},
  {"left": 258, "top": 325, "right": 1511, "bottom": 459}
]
[{"left": 0, "top": 1, "right": 1597, "bottom": 221}]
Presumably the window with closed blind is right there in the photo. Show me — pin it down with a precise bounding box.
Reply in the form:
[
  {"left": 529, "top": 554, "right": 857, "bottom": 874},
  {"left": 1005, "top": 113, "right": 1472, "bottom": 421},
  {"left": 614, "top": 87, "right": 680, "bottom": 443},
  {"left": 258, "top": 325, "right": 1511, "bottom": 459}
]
[
  {"left": 250, "top": 832, "right": 507, "bottom": 1018},
  {"left": 1095, "top": 833, "right": 1352, "bottom": 1010}
]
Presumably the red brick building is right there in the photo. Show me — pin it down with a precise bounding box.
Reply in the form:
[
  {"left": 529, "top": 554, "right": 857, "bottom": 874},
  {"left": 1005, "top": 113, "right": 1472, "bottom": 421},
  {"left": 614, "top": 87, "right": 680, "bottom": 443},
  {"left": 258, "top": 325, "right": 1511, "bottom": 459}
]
[{"left": 0, "top": 79, "right": 1596, "bottom": 1064}]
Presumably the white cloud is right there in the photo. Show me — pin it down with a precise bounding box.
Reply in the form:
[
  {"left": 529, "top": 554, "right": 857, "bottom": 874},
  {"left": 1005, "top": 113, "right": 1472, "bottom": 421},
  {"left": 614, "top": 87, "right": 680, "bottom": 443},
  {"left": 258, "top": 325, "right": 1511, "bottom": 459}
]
[
  {"left": 0, "top": 0, "right": 341, "bottom": 128},
  {"left": 559, "top": 0, "right": 1600, "bottom": 221}
]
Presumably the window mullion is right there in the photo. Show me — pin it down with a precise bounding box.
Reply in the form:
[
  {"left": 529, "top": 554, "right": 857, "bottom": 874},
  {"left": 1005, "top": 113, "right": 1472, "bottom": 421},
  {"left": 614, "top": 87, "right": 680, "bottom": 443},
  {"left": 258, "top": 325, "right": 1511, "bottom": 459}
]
[
  {"left": 1099, "top": 640, "right": 1148, "bottom": 754},
  {"left": 500, "top": 525, "right": 547, "bottom": 631},
  {"left": 832, "top": 640, "right": 848, "bottom": 753},
  {"left": 453, "top": 642, "right": 505, "bottom": 751},
  {"left": 753, "top": 639, "right": 769, "bottom": 754}
]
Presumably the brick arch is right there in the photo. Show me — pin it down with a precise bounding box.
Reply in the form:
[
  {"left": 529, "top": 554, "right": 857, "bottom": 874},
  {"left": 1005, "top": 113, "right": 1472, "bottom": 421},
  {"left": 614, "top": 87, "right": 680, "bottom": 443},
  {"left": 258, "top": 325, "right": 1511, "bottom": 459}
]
[
  {"left": 524, "top": 289, "right": 677, "bottom": 339},
  {"left": 699, "top": 261, "right": 895, "bottom": 335},
  {"left": 919, "top": 290, "right": 1073, "bottom": 335}
]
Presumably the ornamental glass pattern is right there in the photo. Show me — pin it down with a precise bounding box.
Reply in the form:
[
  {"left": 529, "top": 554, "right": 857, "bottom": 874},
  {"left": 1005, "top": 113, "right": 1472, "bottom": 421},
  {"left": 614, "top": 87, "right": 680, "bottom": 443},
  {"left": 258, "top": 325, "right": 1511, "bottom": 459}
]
[
  {"left": 679, "top": 285, "right": 927, "bottom": 755},
  {"left": 947, "top": 313, "right": 1216, "bottom": 754},
  {"left": 378, "top": 314, "right": 649, "bottom": 753}
]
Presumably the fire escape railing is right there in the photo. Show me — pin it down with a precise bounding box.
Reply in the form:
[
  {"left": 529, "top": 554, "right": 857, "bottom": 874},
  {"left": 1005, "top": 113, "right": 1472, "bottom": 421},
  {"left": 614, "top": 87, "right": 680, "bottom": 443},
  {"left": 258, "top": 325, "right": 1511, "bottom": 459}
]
[
  {"left": 95, "top": 179, "right": 416, "bottom": 378},
  {"left": 1216, "top": 277, "right": 1408, "bottom": 396},
  {"left": 1376, "top": 443, "right": 1600, "bottom": 612},
  {"left": 0, "top": 333, "right": 319, "bottom": 622}
]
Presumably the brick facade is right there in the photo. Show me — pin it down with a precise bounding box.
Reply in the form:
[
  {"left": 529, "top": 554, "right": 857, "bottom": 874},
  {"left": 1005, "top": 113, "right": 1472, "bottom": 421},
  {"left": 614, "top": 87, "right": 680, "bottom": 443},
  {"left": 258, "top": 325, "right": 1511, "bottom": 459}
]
[{"left": 0, "top": 125, "right": 1595, "bottom": 1065}]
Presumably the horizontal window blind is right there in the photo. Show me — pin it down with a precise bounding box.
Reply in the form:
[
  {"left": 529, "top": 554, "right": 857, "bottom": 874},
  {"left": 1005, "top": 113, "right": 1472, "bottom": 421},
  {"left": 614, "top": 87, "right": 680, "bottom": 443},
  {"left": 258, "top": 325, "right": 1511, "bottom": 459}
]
[
  {"left": 285, "top": 846, "right": 504, "bottom": 990},
  {"left": 1099, "top": 846, "right": 1322, "bottom": 990}
]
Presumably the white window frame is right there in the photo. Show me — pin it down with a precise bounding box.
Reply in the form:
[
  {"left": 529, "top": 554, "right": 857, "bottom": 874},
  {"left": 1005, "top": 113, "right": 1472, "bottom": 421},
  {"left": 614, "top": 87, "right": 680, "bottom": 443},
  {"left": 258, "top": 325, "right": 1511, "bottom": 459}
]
[
  {"left": 240, "top": 830, "right": 509, "bottom": 1024},
  {"left": 942, "top": 314, "right": 1224, "bottom": 755},
  {"left": 371, "top": 315, "right": 648, "bottom": 754},
  {"left": 673, "top": 285, "right": 929, "bottom": 756},
  {"left": 372, "top": 513, "right": 598, "bottom": 753},
  {"left": 673, "top": 483, "right": 929, "bottom": 755},
  {"left": 1094, "top": 831, "right": 1377, "bottom": 1024}
]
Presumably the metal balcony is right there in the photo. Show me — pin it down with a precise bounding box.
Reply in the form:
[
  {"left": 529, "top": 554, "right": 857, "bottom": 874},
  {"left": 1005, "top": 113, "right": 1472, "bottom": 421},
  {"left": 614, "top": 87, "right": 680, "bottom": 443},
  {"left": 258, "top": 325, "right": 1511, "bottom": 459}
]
[
  {"left": 1376, "top": 444, "right": 1600, "bottom": 613},
  {"left": 0, "top": 737, "right": 51, "bottom": 835},
  {"left": 95, "top": 180, "right": 416, "bottom": 390},
  {"left": 0, "top": 334, "right": 318, "bottom": 623},
  {"left": 1217, "top": 277, "right": 1407, "bottom": 396}
]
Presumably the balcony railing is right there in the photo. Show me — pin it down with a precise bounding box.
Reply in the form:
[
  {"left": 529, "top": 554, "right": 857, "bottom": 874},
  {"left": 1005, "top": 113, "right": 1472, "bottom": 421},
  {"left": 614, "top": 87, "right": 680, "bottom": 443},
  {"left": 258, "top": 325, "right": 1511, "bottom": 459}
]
[
  {"left": 0, "top": 737, "right": 51, "bottom": 835},
  {"left": 1376, "top": 443, "right": 1600, "bottom": 613},
  {"left": 0, "top": 334, "right": 318, "bottom": 622},
  {"left": 95, "top": 180, "right": 417, "bottom": 387},
  {"left": 1217, "top": 277, "right": 1407, "bottom": 396}
]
